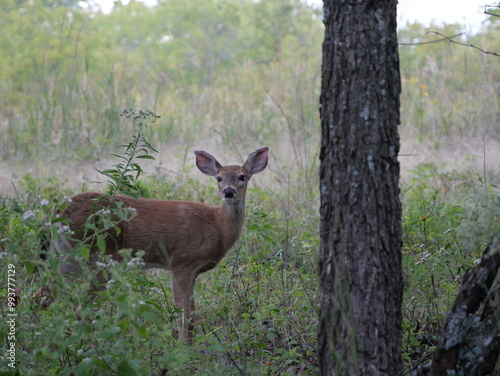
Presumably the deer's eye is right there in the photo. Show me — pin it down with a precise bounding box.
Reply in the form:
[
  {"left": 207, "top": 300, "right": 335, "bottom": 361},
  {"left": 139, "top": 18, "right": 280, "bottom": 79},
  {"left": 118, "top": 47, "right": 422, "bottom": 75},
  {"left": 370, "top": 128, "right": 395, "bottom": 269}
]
[
  {"left": 238, "top": 175, "right": 246, "bottom": 182},
  {"left": 216, "top": 176, "right": 222, "bottom": 183}
]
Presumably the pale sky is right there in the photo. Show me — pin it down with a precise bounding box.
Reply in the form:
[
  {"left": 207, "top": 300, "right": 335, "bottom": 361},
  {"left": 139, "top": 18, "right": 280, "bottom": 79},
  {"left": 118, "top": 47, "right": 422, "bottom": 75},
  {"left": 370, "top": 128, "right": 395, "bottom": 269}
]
[
  {"left": 397, "top": 0, "right": 491, "bottom": 31},
  {"left": 90, "top": 0, "right": 493, "bottom": 31}
]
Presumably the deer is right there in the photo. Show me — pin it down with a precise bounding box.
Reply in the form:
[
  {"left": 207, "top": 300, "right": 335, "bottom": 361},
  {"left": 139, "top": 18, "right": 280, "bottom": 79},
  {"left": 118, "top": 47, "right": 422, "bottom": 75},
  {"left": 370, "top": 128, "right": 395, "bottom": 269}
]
[{"left": 47, "top": 147, "right": 269, "bottom": 345}]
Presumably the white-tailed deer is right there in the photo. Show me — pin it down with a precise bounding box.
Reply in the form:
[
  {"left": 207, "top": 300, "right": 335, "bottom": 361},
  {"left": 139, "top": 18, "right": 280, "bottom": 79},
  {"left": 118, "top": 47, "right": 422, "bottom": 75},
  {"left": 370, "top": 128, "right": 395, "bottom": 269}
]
[{"left": 49, "top": 147, "right": 268, "bottom": 345}]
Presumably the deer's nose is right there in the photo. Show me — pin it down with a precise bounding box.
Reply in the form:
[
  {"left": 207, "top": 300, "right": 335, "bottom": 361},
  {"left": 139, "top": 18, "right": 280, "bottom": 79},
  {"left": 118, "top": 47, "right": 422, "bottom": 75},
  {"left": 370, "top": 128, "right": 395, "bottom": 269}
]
[{"left": 223, "top": 188, "right": 237, "bottom": 199}]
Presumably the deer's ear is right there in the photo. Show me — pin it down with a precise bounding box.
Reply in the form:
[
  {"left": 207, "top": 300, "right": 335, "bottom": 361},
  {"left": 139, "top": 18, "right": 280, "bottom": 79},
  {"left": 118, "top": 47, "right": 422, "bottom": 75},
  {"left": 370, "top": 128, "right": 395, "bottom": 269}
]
[
  {"left": 194, "top": 151, "right": 222, "bottom": 177},
  {"left": 243, "top": 147, "right": 269, "bottom": 176}
]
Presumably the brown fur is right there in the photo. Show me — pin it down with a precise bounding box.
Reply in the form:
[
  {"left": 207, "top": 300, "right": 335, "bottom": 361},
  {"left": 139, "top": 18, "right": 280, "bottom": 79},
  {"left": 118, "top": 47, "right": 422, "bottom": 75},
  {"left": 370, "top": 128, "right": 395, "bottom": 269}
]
[
  {"left": 51, "top": 147, "right": 269, "bottom": 344},
  {"left": 64, "top": 192, "right": 245, "bottom": 272}
]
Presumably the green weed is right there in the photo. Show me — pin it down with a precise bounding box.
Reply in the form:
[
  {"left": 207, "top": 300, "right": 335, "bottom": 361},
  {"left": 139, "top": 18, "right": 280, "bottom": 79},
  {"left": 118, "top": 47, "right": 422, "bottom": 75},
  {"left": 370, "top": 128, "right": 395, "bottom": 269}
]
[{"left": 400, "top": 163, "right": 499, "bottom": 365}]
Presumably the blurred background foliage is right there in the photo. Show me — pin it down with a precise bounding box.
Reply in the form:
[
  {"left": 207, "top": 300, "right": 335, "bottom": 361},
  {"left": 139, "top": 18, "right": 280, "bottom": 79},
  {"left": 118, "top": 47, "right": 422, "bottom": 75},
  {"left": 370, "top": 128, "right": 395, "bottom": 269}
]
[
  {"left": 0, "top": 0, "right": 323, "bottom": 163},
  {"left": 2, "top": 0, "right": 498, "bottom": 164}
]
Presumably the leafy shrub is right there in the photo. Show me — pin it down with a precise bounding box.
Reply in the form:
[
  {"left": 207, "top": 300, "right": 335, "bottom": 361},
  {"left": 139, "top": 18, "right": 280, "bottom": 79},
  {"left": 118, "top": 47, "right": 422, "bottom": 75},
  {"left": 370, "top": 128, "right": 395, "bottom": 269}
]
[{"left": 400, "top": 163, "right": 499, "bottom": 364}]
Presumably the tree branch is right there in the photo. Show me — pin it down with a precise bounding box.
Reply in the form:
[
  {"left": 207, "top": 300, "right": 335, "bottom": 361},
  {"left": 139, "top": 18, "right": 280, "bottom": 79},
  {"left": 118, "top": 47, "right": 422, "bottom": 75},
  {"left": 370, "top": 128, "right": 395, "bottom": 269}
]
[
  {"left": 484, "top": 3, "right": 500, "bottom": 18},
  {"left": 398, "top": 33, "right": 463, "bottom": 46},
  {"left": 428, "top": 31, "right": 500, "bottom": 58},
  {"left": 399, "top": 31, "right": 500, "bottom": 58}
]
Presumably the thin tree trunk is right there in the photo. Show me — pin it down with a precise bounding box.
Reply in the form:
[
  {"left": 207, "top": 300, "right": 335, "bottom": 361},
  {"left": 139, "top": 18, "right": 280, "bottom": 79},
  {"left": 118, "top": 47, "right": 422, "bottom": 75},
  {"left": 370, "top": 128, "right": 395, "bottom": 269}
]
[{"left": 318, "top": 0, "right": 403, "bottom": 375}]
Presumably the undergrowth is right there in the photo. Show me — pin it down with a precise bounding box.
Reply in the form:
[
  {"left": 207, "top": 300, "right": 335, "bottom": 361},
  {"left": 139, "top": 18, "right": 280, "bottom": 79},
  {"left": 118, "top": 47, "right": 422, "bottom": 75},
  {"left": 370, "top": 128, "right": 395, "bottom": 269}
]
[
  {"left": 0, "top": 172, "right": 319, "bottom": 375},
  {"left": 1, "top": 157, "right": 498, "bottom": 374},
  {"left": 0, "top": 109, "right": 320, "bottom": 375},
  {"left": 400, "top": 163, "right": 500, "bottom": 365}
]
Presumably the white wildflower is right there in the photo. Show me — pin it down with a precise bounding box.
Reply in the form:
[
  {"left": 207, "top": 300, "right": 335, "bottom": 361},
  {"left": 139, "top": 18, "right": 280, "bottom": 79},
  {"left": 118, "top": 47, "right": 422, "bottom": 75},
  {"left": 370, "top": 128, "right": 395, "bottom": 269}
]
[
  {"left": 127, "top": 257, "right": 145, "bottom": 268},
  {"left": 106, "top": 279, "right": 115, "bottom": 290},
  {"left": 108, "top": 259, "right": 118, "bottom": 267},
  {"left": 57, "top": 225, "right": 73, "bottom": 236},
  {"left": 22, "top": 210, "right": 36, "bottom": 220},
  {"left": 40, "top": 198, "right": 49, "bottom": 206},
  {"left": 415, "top": 250, "right": 431, "bottom": 265},
  {"left": 97, "top": 259, "right": 118, "bottom": 268}
]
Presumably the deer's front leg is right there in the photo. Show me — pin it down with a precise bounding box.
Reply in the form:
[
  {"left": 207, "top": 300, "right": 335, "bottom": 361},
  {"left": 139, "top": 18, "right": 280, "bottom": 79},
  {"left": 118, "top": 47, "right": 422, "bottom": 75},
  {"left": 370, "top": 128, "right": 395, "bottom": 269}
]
[{"left": 171, "top": 268, "right": 197, "bottom": 345}]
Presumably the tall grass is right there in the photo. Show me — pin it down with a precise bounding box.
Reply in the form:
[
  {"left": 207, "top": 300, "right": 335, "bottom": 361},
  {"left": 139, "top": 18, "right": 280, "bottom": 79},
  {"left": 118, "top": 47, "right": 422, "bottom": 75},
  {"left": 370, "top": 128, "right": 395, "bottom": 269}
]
[
  {"left": 1, "top": 2, "right": 499, "bottom": 181},
  {"left": 398, "top": 22, "right": 500, "bottom": 144}
]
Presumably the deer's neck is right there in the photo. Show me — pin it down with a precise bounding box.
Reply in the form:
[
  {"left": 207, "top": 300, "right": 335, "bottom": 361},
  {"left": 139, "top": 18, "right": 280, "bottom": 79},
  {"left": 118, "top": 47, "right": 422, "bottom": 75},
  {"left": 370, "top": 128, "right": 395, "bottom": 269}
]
[{"left": 219, "top": 199, "right": 246, "bottom": 252}]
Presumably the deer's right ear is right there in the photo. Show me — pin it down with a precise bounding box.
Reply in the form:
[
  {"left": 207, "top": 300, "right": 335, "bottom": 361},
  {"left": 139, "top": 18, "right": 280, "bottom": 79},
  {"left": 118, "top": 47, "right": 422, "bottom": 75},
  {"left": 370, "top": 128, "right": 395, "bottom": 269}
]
[{"left": 194, "top": 151, "right": 222, "bottom": 177}]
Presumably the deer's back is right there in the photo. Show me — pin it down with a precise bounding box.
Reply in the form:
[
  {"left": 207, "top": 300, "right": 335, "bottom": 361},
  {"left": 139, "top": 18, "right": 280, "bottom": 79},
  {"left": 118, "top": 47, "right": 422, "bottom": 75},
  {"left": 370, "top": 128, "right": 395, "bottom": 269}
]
[{"left": 63, "top": 192, "right": 237, "bottom": 273}]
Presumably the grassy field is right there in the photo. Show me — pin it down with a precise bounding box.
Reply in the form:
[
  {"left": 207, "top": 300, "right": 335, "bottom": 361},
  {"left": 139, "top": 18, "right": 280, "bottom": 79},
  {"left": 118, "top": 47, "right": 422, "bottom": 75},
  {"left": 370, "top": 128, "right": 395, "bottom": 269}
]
[{"left": 1, "top": 1, "right": 500, "bottom": 374}]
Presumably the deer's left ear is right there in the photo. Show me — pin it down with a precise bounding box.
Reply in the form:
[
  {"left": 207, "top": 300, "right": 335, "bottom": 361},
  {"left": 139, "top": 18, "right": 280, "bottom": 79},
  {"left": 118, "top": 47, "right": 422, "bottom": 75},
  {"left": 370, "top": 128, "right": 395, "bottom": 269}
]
[{"left": 243, "top": 147, "right": 269, "bottom": 176}]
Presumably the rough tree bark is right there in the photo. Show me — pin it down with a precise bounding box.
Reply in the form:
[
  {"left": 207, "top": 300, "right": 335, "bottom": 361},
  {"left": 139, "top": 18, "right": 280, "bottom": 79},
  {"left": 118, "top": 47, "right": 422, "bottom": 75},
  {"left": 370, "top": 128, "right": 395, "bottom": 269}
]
[{"left": 318, "top": 0, "right": 403, "bottom": 375}]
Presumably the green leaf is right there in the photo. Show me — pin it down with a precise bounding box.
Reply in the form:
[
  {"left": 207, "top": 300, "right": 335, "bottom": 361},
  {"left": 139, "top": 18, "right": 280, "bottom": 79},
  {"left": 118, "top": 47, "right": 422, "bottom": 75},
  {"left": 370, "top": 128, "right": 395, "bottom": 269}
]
[
  {"left": 97, "top": 236, "right": 106, "bottom": 253},
  {"left": 99, "top": 326, "right": 121, "bottom": 339},
  {"left": 118, "top": 319, "right": 131, "bottom": 332},
  {"left": 79, "top": 244, "right": 90, "bottom": 261},
  {"left": 137, "top": 325, "right": 149, "bottom": 338},
  {"left": 24, "top": 261, "right": 35, "bottom": 275},
  {"left": 145, "top": 144, "right": 159, "bottom": 153},
  {"left": 101, "top": 168, "right": 120, "bottom": 174},
  {"left": 63, "top": 334, "right": 81, "bottom": 347},
  {"left": 145, "top": 299, "right": 168, "bottom": 315},
  {"left": 139, "top": 308, "right": 161, "bottom": 324}
]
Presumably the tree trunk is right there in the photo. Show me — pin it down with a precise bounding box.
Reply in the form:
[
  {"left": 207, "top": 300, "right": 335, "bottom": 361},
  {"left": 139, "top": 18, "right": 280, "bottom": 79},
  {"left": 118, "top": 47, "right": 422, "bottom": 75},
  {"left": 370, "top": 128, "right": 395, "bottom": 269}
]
[{"left": 318, "top": 0, "right": 403, "bottom": 375}]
